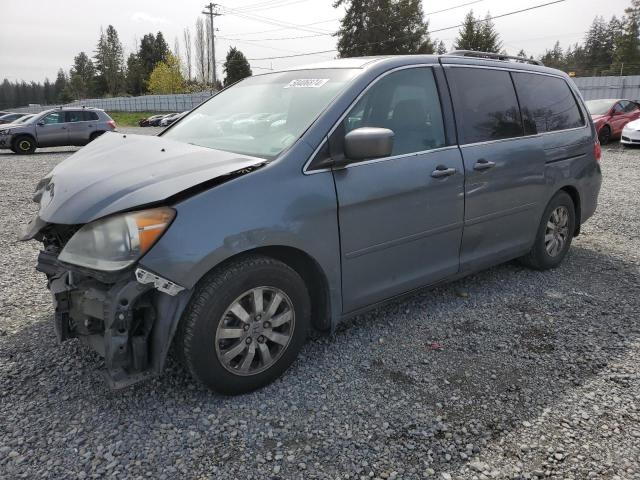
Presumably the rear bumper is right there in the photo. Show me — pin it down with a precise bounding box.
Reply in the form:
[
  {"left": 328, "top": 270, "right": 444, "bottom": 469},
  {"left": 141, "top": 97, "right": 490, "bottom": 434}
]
[{"left": 37, "top": 250, "right": 191, "bottom": 389}]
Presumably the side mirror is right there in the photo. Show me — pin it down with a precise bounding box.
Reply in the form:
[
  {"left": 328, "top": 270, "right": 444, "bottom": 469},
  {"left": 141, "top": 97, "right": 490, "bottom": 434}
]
[
  {"left": 344, "top": 127, "right": 394, "bottom": 161},
  {"left": 37, "top": 121, "right": 45, "bottom": 126}
]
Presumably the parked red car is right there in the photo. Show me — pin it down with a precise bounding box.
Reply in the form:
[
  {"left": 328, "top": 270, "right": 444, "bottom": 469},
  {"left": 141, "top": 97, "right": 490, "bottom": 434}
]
[{"left": 585, "top": 99, "right": 640, "bottom": 144}]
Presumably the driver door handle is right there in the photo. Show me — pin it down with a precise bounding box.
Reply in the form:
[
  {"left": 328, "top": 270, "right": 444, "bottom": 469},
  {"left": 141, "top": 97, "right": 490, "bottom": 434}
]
[
  {"left": 474, "top": 159, "right": 496, "bottom": 171},
  {"left": 431, "top": 166, "right": 457, "bottom": 178}
]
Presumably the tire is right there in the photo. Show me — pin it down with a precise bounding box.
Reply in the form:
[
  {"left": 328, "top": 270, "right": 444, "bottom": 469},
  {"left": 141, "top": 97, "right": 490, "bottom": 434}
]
[
  {"left": 12, "top": 135, "right": 36, "bottom": 155},
  {"left": 598, "top": 125, "right": 611, "bottom": 145},
  {"left": 520, "top": 191, "right": 576, "bottom": 270},
  {"left": 177, "top": 255, "right": 310, "bottom": 395}
]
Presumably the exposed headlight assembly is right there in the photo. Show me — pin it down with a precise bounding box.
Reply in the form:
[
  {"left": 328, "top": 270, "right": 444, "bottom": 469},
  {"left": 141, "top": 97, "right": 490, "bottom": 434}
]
[{"left": 58, "top": 207, "right": 175, "bottom": 271}]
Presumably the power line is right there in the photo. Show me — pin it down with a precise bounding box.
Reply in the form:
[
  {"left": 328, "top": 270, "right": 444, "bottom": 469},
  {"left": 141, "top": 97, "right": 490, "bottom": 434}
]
[
  {"left": 233, "top": 0, "right": 312, "bottom": 12},
  {"left": 240, "top": 0, "right": 567, "bottom": 62},
  {"left": 222, "top": 0, "right": 487, "bottom": 41}
]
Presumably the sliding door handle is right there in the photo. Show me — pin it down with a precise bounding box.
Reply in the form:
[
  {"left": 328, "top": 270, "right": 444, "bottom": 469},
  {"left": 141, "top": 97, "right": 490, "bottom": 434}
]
[
  {"left": 474, "top": 159, "right": 496, "bottom": 171},
  {"left": 431, "top": 166, "right": 457, "bottom": 178}
]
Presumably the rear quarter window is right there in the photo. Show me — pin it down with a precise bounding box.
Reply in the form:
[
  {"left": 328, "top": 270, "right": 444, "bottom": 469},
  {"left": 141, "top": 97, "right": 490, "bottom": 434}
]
[
  {"left": 512, "top": 73, "right": 585, "bottom": 134},
  {"left": 446, "top": 67, "right": 523, "bottom": 144}
]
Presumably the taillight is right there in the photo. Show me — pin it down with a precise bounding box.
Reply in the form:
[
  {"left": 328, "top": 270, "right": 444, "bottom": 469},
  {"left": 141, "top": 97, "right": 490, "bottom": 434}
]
[
  {"left": 107, "top": 120, "right": 116, "bottom": 130},
  {"left": 593, "top": 139, "right": 601, "bottom": 162}
]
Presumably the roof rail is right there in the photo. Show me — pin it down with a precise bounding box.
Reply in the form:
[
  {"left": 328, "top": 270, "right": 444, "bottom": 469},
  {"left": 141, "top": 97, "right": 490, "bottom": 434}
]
[{"left": 446, "top": 50, "right": 544, "bottom": 66}]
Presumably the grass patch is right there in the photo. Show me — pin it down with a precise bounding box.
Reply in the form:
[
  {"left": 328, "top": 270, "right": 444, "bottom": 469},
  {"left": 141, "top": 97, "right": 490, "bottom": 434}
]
[{"left": 106, "top": 111, "right": 161, "bottom": 127}]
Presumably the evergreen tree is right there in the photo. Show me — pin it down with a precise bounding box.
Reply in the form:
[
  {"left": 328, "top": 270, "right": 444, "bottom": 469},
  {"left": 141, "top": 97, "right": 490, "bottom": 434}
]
[
  {"left": 68, "top": 52, "right": 96, "bottom": 99},
  {"left": 436, "top": 40, "right": 447, "bottom": 55},
  {"left": 125, "top": 53, "right": 146, "bottom": 95},
  {"left": 540, "top": 41, "right": 565, "bottom": 69},
  {"left": 53, "top": 69, "right": 72, "bottom": 103},
  {"left": 454, "top": 10, "right": 502, "bottom": 52},
  {"left": 453, "top": 11, "right": 481, "bottom": 50},
  {"left": 478, "top": 13, "right": 502, "bottom": 52},
  {"left": 223, "top": 47, "right": 253, "bottom": 86},
  {"left": 614, "top": 1, "right": 640, "bottom": 75},
  {"left": 94, "top": 25, "right": 125, "bottom": 96},
  {"left": 335, "top": 0, "right": 434, "bottom": 57}
]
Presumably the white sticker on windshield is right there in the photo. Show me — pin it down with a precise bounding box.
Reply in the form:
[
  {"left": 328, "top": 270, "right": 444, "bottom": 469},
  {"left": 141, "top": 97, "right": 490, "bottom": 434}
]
[{"left": 284, "top": 78, "right": 329, "bottom": 89}]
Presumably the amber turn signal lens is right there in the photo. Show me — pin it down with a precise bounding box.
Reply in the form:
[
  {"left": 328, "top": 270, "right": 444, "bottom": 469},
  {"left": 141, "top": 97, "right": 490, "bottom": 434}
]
[{"left": 131, "top": 207, "right": 176, "bottom": 254}]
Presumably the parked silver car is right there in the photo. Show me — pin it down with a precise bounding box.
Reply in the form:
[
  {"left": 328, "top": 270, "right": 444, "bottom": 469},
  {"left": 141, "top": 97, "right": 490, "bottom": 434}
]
[
  {"left": 22, "top": 53, "right": 601, "bottom": 394},
  {"left": 0, "top": 107, "right": 116, "bottom": 154}
]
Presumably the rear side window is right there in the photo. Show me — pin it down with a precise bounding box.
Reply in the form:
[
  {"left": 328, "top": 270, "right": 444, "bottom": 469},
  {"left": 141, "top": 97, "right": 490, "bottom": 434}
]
[
  {"left": 446, "top": 67, "right": 523, "bottom": 144},
  {"left": 65, "top": 111, "right": 84, "bottom": 122},
  {"left": 342, "top": 67, "right": 446, "bottom": 155},
  {"left": 512, "top": 73, "right": 584, "bottom": 134},
  {"left": 84, "top": 111, "right": 99, "bottom": 121}
]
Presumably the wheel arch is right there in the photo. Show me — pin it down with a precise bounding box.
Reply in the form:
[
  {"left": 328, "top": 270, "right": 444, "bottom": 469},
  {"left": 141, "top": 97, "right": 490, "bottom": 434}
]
[
  {"left": 559, "top": 185, "right": 581, "bottom": 236},
  {"left": 191, "top": 245, "right": 332, "bottom": 333}
]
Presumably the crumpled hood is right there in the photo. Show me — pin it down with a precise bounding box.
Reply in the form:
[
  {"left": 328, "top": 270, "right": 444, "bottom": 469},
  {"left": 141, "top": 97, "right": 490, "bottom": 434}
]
[{"left": 30, "top": 132, "right": 266, "bottom": 226}]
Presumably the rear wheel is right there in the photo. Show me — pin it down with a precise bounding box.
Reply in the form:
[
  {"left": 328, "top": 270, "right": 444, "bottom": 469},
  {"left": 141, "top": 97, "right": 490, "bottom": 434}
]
[
  {"left": 177, "top": 255, "right": 310, "bottom": 395},
  {"left": 598, "top": 125, "right": 611, "bottom": 145},
  {"left": 12, "top": 135, "right": 36, "bottom": 154},
  {"left": 89, "top": 131, "right": 104, "bottom": 142},
  {"left": 520, "top": 191, "right": 576, "bottom": 270}
]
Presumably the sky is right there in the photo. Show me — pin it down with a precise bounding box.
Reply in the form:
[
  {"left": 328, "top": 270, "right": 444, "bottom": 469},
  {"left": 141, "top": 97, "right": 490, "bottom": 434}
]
[{"left": 0, "top": 0, "right": 633, "bottom": 83}]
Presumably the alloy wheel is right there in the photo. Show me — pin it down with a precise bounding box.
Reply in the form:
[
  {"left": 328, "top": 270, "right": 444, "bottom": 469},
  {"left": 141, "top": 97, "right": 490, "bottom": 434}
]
[
  {"left": 215, "top": 287, "right": 295, "bottom": 376},
  {"left": 545, "top": 206, "right": 570, "bottom": 257}
]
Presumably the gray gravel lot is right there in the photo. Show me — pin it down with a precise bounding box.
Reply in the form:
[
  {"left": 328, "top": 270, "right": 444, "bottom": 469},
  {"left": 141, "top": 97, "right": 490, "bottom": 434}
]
[{"left": 0, "top": 130, "right": 639, "bottom": 480}]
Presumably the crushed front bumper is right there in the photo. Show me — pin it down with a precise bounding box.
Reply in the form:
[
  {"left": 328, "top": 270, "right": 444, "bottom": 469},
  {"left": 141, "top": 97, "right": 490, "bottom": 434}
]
[
  {"left": 0, "top": 133, "right": 14, "bottom": 148},
  {"left": 37, "top": 249, "right": 191, "bottom": 389}
]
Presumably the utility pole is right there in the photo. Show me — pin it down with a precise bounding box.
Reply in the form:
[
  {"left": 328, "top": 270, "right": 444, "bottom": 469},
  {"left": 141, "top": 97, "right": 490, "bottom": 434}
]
[{"left": 202, "top": 3, "right": 222, "bottom": 88}]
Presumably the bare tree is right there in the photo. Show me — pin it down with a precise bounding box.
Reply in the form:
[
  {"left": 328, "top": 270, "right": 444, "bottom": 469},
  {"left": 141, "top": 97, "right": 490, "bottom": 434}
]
[
  {"left": 195, "top": 18, "right": 206, "bottom": 84},
  {"left": 183, "top": 27, "right": 193, "bottom": 81}
]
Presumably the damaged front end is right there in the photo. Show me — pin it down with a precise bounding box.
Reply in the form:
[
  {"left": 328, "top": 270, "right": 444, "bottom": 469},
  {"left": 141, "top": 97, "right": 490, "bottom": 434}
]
[{"left": 35, "top": 223, "right": 191, "bottom": 388}]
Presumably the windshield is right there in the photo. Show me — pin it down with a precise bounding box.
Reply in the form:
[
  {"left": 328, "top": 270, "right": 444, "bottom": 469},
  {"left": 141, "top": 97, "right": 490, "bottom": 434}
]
[
  {"left": 15, "top": 115, "right": 34, "bottom": 124},
  {"left": 585, "top": 99, "right": 614, "bottom": 115},
  {"left": 162, "top": 68, "right": 359, "bottom": 159}
]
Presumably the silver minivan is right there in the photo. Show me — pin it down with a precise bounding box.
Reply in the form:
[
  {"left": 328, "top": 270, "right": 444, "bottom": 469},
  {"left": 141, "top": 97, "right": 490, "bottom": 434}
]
[
  {"left": 22, "top": 53, "right": 602, "bottom": 394},
  {"left": 0, "top": 107, "right": 116, "bottom": 154}
]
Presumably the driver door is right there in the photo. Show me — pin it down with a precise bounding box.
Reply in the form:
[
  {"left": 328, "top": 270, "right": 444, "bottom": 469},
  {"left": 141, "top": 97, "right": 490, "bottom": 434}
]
[
  {"left": 331, "top": 67, "right": 464, "bottom": 312},
  {"left": 36, "top": 111, "right": 68, "bottom": 147}
]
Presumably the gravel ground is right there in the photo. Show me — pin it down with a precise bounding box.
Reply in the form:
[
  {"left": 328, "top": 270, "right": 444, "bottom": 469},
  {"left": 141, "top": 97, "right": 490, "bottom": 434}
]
[{"left": 0, "top": 131, "right": 639, "bottom": 480}]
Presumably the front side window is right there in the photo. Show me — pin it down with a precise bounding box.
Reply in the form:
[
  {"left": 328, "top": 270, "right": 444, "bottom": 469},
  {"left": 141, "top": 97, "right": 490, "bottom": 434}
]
[
  {"left": 624, "top": 101, "right": 639, "bottom": 113},
  {"left": 447, "top": 67, "right": 523, "bottom": 144},
  {"left": 341, "top": 68, "right": 446, "bottom": 155},
  {"left": 162, "top": 69, "right": 359, "bottom": 159},
  {"left": 512, "top": 73, "right": 584, "bottom": 134},
  {"left": 42, "top": 112, "right": 64, "bottom": 124}
]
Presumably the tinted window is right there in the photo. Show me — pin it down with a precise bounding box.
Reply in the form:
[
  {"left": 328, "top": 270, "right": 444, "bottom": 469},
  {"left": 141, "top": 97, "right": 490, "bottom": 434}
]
[
  {"left": 624, "top": 101, "right": 639, "bottom": 113},
  {"left": 512, "top": 73, "right": 584, "bottom": 134},
  {"left": 447, "top": 68, "right": 523, "bottom": 144},
  {"left": 613, "top": 102, "right": 625, "bottom": 113},
  {"left": 342, "top": 68, "right": 445, "bottom": 155},
  {"left": 42, "top": 112, "right": 64, "bottom": 124},
  {"left": 84, "top": 111, "right": 99, "bottom": 121},
  {"left": 66, "top": 111, "right": 84, "bottom": 122}
]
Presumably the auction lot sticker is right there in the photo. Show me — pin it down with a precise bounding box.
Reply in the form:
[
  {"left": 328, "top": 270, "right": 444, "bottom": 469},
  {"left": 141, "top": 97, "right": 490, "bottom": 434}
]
[{"left": 284, "top": 79, "right": 330, "bottom": 88}]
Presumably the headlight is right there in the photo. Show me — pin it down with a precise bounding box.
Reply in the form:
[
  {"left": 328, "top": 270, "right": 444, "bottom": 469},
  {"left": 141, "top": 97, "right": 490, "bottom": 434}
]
[
  {"left": 58, "top": 207, "right": 175, "bottom": 271},
  {"left": 0, "top": 129, "right": 11, "bottom": 135}
]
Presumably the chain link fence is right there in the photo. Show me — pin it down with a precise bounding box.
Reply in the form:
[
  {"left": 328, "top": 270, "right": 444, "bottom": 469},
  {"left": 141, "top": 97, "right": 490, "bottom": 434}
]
[{"left": 11, "top": 91, "right": 215, "bottom": 114}]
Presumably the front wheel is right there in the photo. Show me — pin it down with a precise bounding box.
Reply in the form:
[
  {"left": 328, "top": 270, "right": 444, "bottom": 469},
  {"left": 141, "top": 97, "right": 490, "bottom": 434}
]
[
  {"left": 12, "top": 135, "right": 36, "bottom": 154},
  {"left": 177, "top": 255, "right": 310, "bottom": 395},
  {"left": 520, "top": 191, "right": 576, "bottom": 270}
]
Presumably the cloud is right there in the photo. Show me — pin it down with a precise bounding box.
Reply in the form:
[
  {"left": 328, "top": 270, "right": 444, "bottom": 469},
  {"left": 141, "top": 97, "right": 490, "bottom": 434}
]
[{"left": 131, "top": 12, "right": 170, "bottom": 24}]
